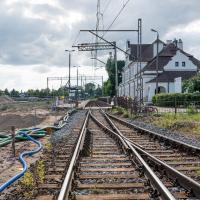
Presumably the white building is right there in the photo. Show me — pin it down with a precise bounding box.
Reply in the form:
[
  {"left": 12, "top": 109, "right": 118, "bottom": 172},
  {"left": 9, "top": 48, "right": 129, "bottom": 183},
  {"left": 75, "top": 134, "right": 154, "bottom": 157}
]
[{"left": 118, "top": 39, "right": 200, "bottom": 102}]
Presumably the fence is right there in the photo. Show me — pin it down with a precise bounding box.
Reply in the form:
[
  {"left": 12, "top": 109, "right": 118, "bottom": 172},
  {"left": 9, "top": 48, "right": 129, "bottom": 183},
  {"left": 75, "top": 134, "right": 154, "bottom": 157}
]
[
  {"left": 115, "top": 97, "right": 200, "bottom": 114},
  {"left": 115, "top": 97, "right": 158, "bottom": 115},
  {"left": 153, "top": 100, "right": 200, "bottom": 114}
]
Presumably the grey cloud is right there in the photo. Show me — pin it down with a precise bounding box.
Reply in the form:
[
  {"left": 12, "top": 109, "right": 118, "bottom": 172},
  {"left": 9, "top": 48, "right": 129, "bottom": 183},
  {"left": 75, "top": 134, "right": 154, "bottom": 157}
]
[{"left": 0, "top": 0, "right": 200, "bottom": 69}]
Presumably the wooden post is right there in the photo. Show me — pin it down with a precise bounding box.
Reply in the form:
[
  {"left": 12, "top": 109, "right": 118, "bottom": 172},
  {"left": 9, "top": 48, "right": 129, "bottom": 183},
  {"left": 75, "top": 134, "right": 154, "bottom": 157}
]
[
  {"left": 11, "top": 126, "right": 16, "bottom": 157},
  {"left": 175, "top": 96, "right": 177, "bottom": 115}
]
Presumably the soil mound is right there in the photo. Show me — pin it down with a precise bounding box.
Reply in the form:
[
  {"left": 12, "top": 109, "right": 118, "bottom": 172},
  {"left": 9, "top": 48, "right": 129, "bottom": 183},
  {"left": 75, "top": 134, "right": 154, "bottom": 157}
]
[{"left": 0, "top": 96, "right": 14, "bottom": 104}]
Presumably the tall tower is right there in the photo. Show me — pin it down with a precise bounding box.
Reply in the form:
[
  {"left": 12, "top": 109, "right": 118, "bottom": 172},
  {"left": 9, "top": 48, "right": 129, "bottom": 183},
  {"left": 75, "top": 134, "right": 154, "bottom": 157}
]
[
  {"left": 94, "top": 0, "right": 101, "bottom": 68},
  {"left": 94, "top": 0, "right": 103, "bottom": 70}
]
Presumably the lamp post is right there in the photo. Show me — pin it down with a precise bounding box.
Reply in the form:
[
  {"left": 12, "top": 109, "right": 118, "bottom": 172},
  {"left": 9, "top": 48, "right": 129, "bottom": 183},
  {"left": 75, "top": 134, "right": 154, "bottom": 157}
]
[
  {"left": 65, "top": 49, "right": 75, "bottom": 95},
  {"left": 151, "top": 29, "right": 159, "bottom": 94}
]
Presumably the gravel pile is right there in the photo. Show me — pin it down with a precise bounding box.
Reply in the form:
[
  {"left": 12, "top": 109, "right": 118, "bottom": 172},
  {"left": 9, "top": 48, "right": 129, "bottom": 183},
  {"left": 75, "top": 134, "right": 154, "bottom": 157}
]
[
  {"left": 126, "top": 119, "right": 200, "bottom": 148},
  {"left": 50, "top": 109, "right": 86, "bottom": 144}
]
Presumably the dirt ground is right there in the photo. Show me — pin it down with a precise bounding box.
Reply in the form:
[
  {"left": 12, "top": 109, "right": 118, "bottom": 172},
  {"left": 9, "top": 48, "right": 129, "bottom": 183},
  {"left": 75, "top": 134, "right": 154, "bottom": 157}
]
[
  {"left": 0, "top": 101, "right": 65, "bottom": 198},
  {"left": 0, "top": 102, "right": 64, "bottom": 132},
  {"left": 0, "top": 136, "right": 50, "bottom": 200}
]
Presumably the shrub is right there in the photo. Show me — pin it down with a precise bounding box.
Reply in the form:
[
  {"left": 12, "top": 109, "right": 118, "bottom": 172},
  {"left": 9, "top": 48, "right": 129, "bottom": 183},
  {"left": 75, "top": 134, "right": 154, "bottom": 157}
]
[
  {"left": 187, "top": 105, "right": 198, "bottom": 114},
  {"left": 152, "top": 93, "right": 200, "bottom": 107}
]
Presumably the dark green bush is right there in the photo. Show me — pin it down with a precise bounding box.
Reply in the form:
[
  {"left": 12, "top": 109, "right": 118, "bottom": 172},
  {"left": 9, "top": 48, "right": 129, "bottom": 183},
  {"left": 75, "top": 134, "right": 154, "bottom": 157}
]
[{"left": 152, "top": 93, "right": 200, "bottom": 107}]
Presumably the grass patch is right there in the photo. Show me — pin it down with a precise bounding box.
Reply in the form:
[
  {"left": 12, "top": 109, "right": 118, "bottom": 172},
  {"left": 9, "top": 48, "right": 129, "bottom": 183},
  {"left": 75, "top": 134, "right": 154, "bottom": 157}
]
[
  {"left": 151, "top": 112, "right": 200, "bottom": 137},
  {"left": 112, "top": 106, "right": 136, "bottom": 119}
]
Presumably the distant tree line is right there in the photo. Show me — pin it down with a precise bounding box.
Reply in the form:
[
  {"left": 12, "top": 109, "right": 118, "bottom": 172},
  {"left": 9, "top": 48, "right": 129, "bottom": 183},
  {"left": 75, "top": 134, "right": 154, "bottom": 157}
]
[
  {"left": 0, "top": 88, "right": 68, "bottom": 98},
  {"left": 0, "top": 83, "right": 103, "bottom": 98}
]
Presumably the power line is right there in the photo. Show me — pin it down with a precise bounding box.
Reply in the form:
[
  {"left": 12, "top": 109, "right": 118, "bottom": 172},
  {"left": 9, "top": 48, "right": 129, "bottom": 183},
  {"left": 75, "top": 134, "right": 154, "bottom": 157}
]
[
  {"left": 102, "top": 0, "right": 112, "bottom": 14},
  {"left": 103, "top": 0, "right": 131, "bottom": 37}
]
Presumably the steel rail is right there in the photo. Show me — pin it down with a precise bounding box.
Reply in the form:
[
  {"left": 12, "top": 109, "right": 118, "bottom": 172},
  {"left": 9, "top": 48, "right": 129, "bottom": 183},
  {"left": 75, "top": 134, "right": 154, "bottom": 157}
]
[
  {"left": 90, "top": 111, "right": 176, "bottom": 200},
  {"left": 103, "top": 111, "right": 200, "bottom": 198},
  {"left": 57, "top": 111, "right": 89, "bottom": 200},
  {"left": 106, "top": 112, "right": 200, "bottom": 153}
]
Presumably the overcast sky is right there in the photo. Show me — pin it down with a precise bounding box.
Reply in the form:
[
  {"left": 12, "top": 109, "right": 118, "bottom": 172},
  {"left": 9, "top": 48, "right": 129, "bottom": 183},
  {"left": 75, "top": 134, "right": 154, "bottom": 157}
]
[{"left": 0, "top": 0, "right": 200, "bottom": 90}]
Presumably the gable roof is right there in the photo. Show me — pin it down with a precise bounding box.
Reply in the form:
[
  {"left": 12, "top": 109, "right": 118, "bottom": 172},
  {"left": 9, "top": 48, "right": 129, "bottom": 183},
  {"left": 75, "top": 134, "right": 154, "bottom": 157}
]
[
  {"left": 142, "top": 43, "right": 200, "bottom": 72},
  {"left": 147, "top": 71, "right": 197, "bottom": 83},
  {"left": 129, "top": 44, "right": 153, "bottom": 61},
  {"left": 129, "top": 39, "right": 166, "bottom": 62}
]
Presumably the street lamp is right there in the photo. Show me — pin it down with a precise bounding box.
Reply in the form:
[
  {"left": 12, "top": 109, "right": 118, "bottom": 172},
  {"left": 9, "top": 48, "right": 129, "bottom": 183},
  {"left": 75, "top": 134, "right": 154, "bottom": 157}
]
[
  {"left": 65, "top": 49, "right": 75, "bottom": 94},
  {"left": 151, "top": 28, "right": 159, "bottom": 94}
]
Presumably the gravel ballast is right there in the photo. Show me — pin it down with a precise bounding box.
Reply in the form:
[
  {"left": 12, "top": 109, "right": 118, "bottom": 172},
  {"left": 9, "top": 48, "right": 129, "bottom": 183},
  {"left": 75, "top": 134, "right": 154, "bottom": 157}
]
[
  {"left": 50, "top": 109, "right": 87, "bottom": 144},
  {"left": 124, "top": 118, "right": 200, "bottom": 148}
]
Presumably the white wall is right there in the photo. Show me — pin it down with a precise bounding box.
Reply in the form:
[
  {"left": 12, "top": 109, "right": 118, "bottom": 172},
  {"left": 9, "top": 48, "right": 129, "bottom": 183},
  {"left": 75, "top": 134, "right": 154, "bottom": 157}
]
[
  {"left": 142, "top": 75, "right": 156, "bottom": 99},
  {"left": 130, "top": 81, "right": 135, "bottom": 98},
  {"left": 164, "top": 50, "right": 197, "bottom": 71},
  {"left": 146, "top": 82, "right": 168, "bottom": 102}
]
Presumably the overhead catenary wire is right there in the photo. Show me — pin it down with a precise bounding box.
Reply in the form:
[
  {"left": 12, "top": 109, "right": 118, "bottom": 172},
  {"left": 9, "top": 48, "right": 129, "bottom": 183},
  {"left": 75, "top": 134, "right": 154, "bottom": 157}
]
[
  {"left": 103, "top": 0, "right": 131, "bottom": 37},
  {"left": 102, "top": 0, "right": 112, "bottom": 14}
]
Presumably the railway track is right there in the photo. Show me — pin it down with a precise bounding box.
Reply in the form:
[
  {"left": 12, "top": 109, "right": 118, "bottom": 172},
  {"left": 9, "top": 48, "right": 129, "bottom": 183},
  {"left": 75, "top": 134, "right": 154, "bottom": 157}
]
[
  {"left": 34, "top": 111, "right": 87, "bottom": 200},
  {"left": 57, "top": 108, "right": 200, "bottom": 200},
  {"left": 104, "top": 111, "right": 200, "bottom": 184},
  {"left": 84, "top": 100, "right": 111, "bottom": 109}
]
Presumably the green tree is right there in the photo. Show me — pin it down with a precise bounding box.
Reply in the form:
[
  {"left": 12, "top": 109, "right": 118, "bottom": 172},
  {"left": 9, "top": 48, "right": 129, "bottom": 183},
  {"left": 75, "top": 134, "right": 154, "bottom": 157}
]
[
  {"left": 4, "top": 88, "right": 10, "bottom": 96},
  {"left": 183, "top": 73, "right": 200, "bottom": 93},
  {"left": 85, "top": 83, "right": 96, "bottom": 97},
  {"left": 103, "top": 79, "right": 112, "bottom": 96},
  {"left": 95, "top": 85, "right": 102, "bottom": 97},
  {"left": 105, "top": 58, "right": 125, "bottom": 96},
  {"left": 10, "top": 89, "right": 20, "bottom": 97}
]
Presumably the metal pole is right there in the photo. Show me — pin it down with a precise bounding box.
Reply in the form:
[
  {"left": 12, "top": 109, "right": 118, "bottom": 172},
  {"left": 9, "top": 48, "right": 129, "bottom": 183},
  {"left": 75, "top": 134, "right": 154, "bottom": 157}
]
[
  {"left": 114, "top": 42, "right": 118, "bottom": 96},
  {"left": 77, "top": 66, "right": 79, "bottom": 100},
  {"left": 47, "top": 78, "right": 49, "bottom": 90},
  {"left": 11, "top": 126, "right": 15, "bottom": 157},
  {"left": 156, "top": 33, "right": 159, "bottom": 94},
  {"left": 69, "top": 52, "right": 71, "bottom": 92},
  {"left": 151, "top": 29, "right": 159, "bottom": 95},
  {"left": 137, "top": 20, "right": 139, "bottom": 101},
  {"left": 139, "top": 18, "right": 143, "bottom": 105},
  {"left": 102, "top": 76, "right": 103, "bottom": 96},
  {"left": 77, "top": 67, "right": 78, "bottom": 87}
]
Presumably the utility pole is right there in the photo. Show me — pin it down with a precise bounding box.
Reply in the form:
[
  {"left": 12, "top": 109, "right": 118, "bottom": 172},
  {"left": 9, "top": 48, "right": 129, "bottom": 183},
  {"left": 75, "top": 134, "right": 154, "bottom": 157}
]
[
  {"left": 65, "top": 49, "right": 75, "bottom": 95},
  {"left": 114, "top": 42, "right": 118, "bottom": 97},
  {"left": 74, "top": 66, "right": 80, "bottom": 100},
  {"left": 151, "top": 28, "right": 159, "bottom": 94},
  {"left": 47, "top": 77, "right": 49, "bottom": 90},
  {"left": 94, "top": 0, "right": 101, "bottom": 69},
  {"left": 74, "top": 27, "right": 141, "bottom": 98}
]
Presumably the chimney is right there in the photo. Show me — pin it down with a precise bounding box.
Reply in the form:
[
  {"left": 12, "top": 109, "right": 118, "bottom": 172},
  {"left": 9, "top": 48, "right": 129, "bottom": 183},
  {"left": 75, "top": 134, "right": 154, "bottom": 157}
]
[
  {"left": 177, "top": 39, "right": 183, "bottom": 50},
  {"left": 173, "top": 38, "right": 178, "bottom": 47},
  {"left": 126, "top": 40, "right": 130, "bottom": 50}
]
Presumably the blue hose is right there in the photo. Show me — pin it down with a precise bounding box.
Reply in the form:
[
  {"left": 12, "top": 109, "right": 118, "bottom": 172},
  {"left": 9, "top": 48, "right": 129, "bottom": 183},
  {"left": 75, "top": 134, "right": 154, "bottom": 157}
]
[{"left": 0, "top": 132, "right": 42, "bottom": 193}]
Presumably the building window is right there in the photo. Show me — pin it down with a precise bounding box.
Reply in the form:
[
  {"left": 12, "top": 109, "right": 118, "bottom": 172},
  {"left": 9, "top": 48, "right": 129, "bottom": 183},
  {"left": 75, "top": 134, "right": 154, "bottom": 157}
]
[
  {"left": 175, "top": 62, "right": 179, "bottom": 67},
  {"left": 182, "top": 61, "right": 186, "bottom": 67}
]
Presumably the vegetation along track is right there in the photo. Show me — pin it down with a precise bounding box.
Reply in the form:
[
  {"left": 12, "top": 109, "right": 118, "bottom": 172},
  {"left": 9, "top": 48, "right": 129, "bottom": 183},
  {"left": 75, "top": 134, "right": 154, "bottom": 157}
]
[
  {"left": 57, "top": 109, "right": 200, "bottom": 200},
  {"left": 92, "top": 109, "right": 200, "bottom": 199}
]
